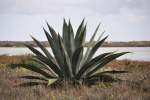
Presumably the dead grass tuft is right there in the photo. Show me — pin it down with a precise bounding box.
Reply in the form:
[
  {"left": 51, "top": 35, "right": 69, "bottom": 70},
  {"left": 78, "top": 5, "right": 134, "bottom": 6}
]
[{"left": 0, "top": 55, "right": 150, "bottom": 100}]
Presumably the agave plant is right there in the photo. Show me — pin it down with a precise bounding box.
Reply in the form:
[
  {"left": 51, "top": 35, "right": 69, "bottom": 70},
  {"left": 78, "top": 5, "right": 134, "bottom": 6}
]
[{"left": 19, "top": 19, "right": 129, "bottom": 86}]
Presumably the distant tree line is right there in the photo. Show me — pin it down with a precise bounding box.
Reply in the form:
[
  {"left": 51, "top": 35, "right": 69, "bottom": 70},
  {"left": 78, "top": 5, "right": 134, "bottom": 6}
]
[
  {"left": 0, "top": 41, "right": 150, "bottom": 47},
  {"left": 0, "top": 41, "right": 49, "bottom": 47}
]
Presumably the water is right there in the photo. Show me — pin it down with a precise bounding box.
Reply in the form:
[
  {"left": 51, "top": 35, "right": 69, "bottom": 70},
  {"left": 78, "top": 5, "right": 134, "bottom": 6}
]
[{"left": 0, "top": 47, "right": 150, "bottom": 61}]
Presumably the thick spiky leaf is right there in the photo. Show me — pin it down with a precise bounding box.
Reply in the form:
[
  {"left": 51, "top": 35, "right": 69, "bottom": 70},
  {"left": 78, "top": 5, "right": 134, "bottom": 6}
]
[
  {"left": 79, "top": 23, "right": 101, "bottom": 69},
  {"left": 32, "top": 28, "right": 64, "bottom": 77},
  {"left": 24, "top": 44, "right": 45, "bottom": 57},
  {"left": 46, "top": 22, "right": 58, "bottom": 42},
  {"left": 48, "top": 79, "right": 57, "bottom": 86},
  {"left": 87, "top": 52, "right": 130, "bottom": 76},
  {"left": 31, "top": 57, "right": 50, "bottom": 70},
  {"left": 62, "top": 19, "right": 68, "bottom": 43},
  {"left": 76, "top": 52, "right": 112, "bottom": 78},
  {"left": 97, "top": 31, "right": 105, "bottom": 41},
  {"left": 18, "top": 82, "right": 47, "bottom": 87},
  {"left": 62, "top": 19, "right": 75, "bottom": 58},
  {"left": 31, "top": 58, "right": 57, "bottom": 77},
  {"left": 68, "top": 20, "right": 75, "bottom": 56},
  {"left": 43, "top": 27, "right": 60, "bottom": 53},
  {"left": 89, "top": 70, "right": 128, "bottom": 79},
  {"left": 44, "top": 29, "right": 65, "bottom": 72},
  {"left": 72, "top": 46, "right": 83, "bottom": 76},
  {"left": 75, "top": 19, "right": 85, "bottom": 41},
  {"left": 75, "top": 20, "right": 86, "bottom": 48},
  {"left": 75, "top": 25, "right": 86, "bottom": 48},
  {"left": 62, "top": 19, "right": 70, "bottom": 56},
  {"left": 90, "top": 23, "right": 101, "bottom": 42},
  {"left": 86, "top": 36, "right": 108, "bottom": 62},
  {"left": 19, "top": 75, "right": 48, "bottom": 81},
  {"left": 86, "top": 74, "right": 118, "bottom": 85},
  {"left": 17, "top": 64, "right": 53, "bottom": 78},
  {"left": 31, "top": 36, "right": 54, "bottom": 60},
  {"left": 35, "top": 55, "right": 63, "bottom": 77},
  {"left": 99, "top": 70, "right": 128, "bottom": 74},
  {"left": 43, "top": 28, "right": 53, "bottom": 47},
  {"left": 58, "top": 35, "right": 72, "bottom": 77}
]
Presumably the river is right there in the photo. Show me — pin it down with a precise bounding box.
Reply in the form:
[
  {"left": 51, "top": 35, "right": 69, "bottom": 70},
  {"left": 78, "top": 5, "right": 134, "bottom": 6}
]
[{"left": 0, "top": 47, "right": 150, "bottom": 61}]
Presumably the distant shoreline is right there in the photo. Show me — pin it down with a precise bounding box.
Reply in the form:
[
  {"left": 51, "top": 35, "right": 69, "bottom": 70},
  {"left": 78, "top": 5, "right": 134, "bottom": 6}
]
[{"left": 0, "top": 41, "right": 150, "bottom": 47}]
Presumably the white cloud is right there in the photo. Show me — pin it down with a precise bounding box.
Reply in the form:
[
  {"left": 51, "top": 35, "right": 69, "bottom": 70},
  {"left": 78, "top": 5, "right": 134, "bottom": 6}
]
[
  {"left": 0, "top": 0, "right": 88, "bottom": 15},
  {"left": 1, "top": 0, "right": 149, "bottom": 15},
  {"left": 0, "top": 0, "right": 149, "bottom": 41}
]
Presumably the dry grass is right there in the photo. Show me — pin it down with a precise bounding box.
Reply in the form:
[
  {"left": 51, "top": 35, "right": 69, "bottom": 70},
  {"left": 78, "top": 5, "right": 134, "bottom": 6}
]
[
  {"left": 0, "top": 55, "right": 32, "bottom": 64},
  {"left": 0, "top": 55, "right": 150, "bottom": 100}
]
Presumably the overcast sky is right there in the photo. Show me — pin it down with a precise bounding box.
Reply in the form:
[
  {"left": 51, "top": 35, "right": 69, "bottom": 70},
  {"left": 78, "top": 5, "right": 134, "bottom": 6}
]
[{"left": 0, "top": 0, "right": 150, "bottom": 41}]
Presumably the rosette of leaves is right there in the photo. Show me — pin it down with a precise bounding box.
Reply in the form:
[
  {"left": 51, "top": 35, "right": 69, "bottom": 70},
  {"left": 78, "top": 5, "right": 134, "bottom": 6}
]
[{"left": 18, "top": 19, "right": 128, "bottom": 87}]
